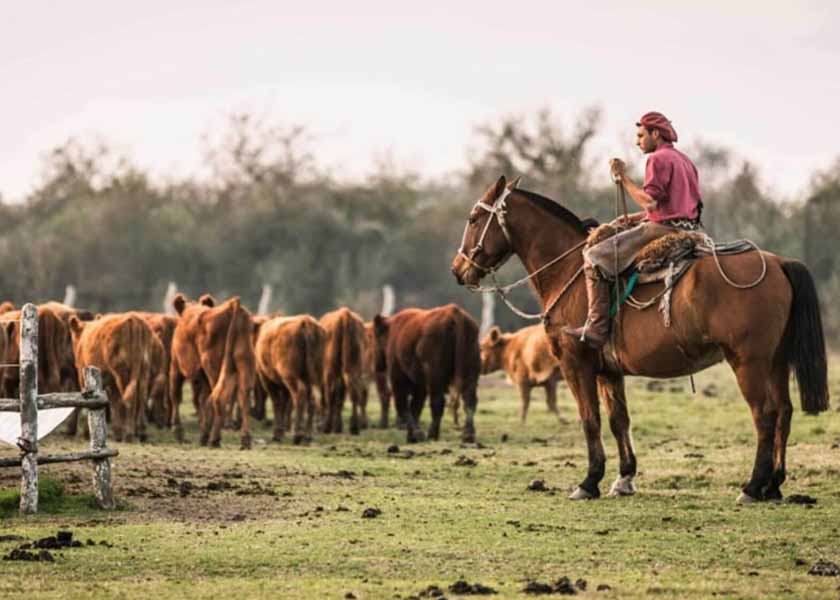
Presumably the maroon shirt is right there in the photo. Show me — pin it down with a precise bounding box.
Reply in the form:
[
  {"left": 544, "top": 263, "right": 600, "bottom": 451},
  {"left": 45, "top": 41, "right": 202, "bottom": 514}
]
[{"left": 643, "top": 143, "right": 701, "bottom": 222}]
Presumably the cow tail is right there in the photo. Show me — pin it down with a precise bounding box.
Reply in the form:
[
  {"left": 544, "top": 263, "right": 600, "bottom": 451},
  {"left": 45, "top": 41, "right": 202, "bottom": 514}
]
[
  {"left": 452, "top": 309, "right": 477, "bottom": 394},
  {"left": 210, "top": 298, "right": 240, "bottom": 403}
]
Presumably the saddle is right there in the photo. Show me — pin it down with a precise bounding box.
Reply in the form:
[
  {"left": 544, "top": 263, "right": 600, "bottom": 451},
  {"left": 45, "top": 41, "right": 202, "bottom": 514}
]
[{"left": 587, "top": 225, "right": 758, "bottom": 325}]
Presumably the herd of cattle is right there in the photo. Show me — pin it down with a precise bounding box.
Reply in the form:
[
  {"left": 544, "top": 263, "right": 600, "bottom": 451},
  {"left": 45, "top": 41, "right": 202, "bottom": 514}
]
[{"left": 0, "top": 297, "right": 566, "bottom": 448}]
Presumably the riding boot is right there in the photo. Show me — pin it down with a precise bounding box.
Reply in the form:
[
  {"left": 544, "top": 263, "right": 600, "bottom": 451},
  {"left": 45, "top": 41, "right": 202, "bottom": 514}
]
[{"left": 562, "top": 270, "right": 611, "bottom": 349}]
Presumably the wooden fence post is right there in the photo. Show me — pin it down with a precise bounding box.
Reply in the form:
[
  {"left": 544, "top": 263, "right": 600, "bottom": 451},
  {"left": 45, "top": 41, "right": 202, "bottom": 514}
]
[
  {"left": 84, "top": 367, "right": 115, "bottom": 509},
  {"left": 18, "top": 303, "right": 38, "bottom": 514}
]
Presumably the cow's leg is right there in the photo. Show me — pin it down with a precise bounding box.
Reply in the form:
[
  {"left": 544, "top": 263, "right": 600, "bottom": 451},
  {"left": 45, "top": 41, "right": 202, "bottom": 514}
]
[
  {"left": 392, "top": 381, "right": 410, "bottom": 435},
  {"left": 348, "top": 376, "right": 363, "bottom": 436},
  {"left": 266, "top": 379, "right": 288, "bottom": 442},
  {"left": 169, "top": 366, "right": 185, "bottom": 442},
  {"left": 333, "top": 378, "right": 346, "bottom": 434},
  {"left": 518, "top": 381, "right": 533, "bottom": 425},
  {"left": 64, "top": 408, "right": 80, "bottom": 437},
  {"left": 376, "top": 373, "right": 391, "bottom": 428},
  {"left": 427, "top": 385, "right": 446, "bottom": 441},
  {"left": 356, "top": 377, "right": 369, "bottom": 430},
  {"left": 289, "top": 379, "right": 310, "bottom": 445},
  {"left": 544, "top": 379, "right": 562, "bottom": 423},
  {"left": 206, "top": 369, "right": 237, "bottom": 448},
  {"left": 598, "top": 373, "right": 637, "bottom": 497},
  {"left": 106, "top": 382, "right": 124, "bottom": 442},
  {"left": 252, "top": 378, "right": 267, "bottom": 422},
  {"left": 193, "top": 377, "right": 212, "bottom": 446},
  {"left": 449, "top": 390, "right": 461, "bottom": 427},
  {"left": 406, "top": 383, "right": 427, "bottom": 443},
  {"left": 236, "top": 367, "right": 254, "bottom": 450},
  {"left": 561, "top": 359, "right": 605, "bottom": 500},
  {"left": 459, "top": 383, "right": 478, "bottom": 444}
]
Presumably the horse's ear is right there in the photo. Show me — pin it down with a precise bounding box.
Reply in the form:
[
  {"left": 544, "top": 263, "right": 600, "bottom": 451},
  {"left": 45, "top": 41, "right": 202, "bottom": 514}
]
[
  {"left": 493, "top": 175, "right": 507, "bottom": 198},
  {"left": 506, "top": 176, "right": 521, "bottom": 190}
]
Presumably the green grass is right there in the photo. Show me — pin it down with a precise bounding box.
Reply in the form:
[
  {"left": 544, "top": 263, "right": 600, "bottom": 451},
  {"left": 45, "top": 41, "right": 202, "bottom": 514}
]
[
  {"left": 0, "top": 477, "right": 98, "bottom": 519},
  {"left": 1, "top": 361, "right": 839, "bottom": 598}
]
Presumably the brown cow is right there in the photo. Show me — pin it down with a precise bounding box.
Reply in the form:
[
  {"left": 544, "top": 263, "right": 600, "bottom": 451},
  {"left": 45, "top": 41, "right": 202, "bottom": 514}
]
[
  {"left": 68, "top": 312, "right": 154, "bottom": 442},
  {"left": 363, "top": 322, "right": 393, "bottom": 428},
  {"left": 137, "top": 313, "right": 177, "bottom": 429},
  {"left": 170, "top": 293, "right": 256, "bottom": 448},
  {"left": 1, "top": 306, "right": 68, "bottom": 399},
  {"left": 480, "top": 325, "right": 564, "bottom": 424},
  {"left": 319, "top": 308, "right": 367, "bottom": 435},
  {"left": 255, "top": 315, "right": 325, "bottom": 444},
  {"left": 372, "top": 304, "right": 481, "bottom": 443},
  {"left": 37, "top": 302, "right": 97, "bottom": 436}
]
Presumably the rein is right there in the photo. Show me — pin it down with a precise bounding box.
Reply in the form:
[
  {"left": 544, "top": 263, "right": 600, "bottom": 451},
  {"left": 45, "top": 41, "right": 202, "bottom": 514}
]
[{"left": 458, "top": 188, "right": 586, "bottom": 322}]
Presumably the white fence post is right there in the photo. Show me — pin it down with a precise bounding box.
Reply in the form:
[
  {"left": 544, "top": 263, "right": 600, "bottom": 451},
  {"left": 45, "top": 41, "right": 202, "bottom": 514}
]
[
  {"left": 18, "top": 303, "right": 38, "bottom": 514},
  {"left": 85, "top": 367, "right": 115, "bottom": 509}
]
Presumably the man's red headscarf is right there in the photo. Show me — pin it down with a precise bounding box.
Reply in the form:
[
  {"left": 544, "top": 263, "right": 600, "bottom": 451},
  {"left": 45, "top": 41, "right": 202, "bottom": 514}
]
[{"left": 637, "top": 111, "right": 678, "bottom": 143}]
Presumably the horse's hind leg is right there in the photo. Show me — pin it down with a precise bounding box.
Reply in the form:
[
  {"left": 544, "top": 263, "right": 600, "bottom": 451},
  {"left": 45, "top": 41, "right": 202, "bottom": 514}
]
[
  {"left": 765, "top": 363, "right": 792, "bottom": 501},
  {"left": 598, "top": 373, "right": 637, "bottom": 497},
  {"left": 730, "top": 357, "right": 777, "bottom": 503}
]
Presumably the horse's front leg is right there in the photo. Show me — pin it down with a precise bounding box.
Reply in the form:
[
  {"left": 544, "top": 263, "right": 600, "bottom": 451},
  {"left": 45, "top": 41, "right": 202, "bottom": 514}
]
[
  {"left": 598, "top": 373, "right": 637, "bottom": 496},
  {"left": 561, "top": 357, "right": 605, "bottom": 499}
]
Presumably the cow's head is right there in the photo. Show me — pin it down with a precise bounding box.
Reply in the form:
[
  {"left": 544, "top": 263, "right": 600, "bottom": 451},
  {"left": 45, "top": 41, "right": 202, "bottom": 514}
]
[
  {"left": 67, "top": 315, "right": 88, "bottom": 355},
  {"left": 479, "top": 326, "right": 507, "bottom": 375}
]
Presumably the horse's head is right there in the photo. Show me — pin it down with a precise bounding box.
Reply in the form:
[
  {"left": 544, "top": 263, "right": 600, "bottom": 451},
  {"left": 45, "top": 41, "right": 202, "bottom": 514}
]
[{"left": 451, "top": 175, "right": 519, "bottom": 288}]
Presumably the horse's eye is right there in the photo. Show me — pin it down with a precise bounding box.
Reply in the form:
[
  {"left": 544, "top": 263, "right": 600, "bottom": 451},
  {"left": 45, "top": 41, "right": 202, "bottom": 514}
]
[{"left": 468, "top": 216, "right": 477, "bottom": 225}]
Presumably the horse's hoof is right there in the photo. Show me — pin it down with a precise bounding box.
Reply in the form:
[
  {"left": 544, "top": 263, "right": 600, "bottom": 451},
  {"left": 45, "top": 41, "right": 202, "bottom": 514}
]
[
  {"left": 240, "top": 435, "right": 252, "bottom": 450},
  {"left": 569, "top": 486, "right": 597, "bottom": 501},
  {"left": 461, "top": 430, "right": 476, "bottom": 444},
  {"left": 608, "top": 476, "right": 636, "bottom": 497},
  {"left": 736, "top": 491, "right": 759, "bottom": 504},
  {"left": 210, "top": 438, "right": 221, "bottom": 448}
]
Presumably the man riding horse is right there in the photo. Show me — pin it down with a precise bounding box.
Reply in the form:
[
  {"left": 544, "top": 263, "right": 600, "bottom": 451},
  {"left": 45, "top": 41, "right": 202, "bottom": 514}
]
[{"left": 563, "top": 111, "right": 702, "bottom": 348}]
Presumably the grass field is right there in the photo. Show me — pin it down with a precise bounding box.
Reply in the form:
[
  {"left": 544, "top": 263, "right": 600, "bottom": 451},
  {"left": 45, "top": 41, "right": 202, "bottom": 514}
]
[{"left": 1, "top": 361, "right": 840, "bottom": 599}]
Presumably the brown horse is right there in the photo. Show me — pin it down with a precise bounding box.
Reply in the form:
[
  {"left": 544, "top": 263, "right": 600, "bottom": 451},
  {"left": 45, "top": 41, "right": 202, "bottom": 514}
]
[{"left": 451, "top": 176, "right": 829, "bottom": 502}]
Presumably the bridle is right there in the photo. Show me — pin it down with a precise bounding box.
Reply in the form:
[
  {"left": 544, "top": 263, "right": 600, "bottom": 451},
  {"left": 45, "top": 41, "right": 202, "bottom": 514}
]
[
  {"left": 457, "top": 186, "right": 586, "bottom": 321},
  {"left": 457, "top": 187, "right": 514, "bottom": 276}
]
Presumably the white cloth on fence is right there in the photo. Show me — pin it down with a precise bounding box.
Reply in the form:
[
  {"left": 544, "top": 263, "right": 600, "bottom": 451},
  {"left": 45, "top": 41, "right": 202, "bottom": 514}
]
[{"left": 0, "top": 408, "right": 74, "bottom": 447}]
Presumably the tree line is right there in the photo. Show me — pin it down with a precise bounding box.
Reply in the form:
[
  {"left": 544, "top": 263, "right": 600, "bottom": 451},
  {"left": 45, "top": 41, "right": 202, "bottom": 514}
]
[{"left": 1, "top": 109, "right": 838, "bottom": 342}]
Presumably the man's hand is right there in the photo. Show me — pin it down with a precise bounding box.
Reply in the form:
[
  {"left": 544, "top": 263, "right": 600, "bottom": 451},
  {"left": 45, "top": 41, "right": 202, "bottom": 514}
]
[{"left": 609, "top": 158, "right": 626, "bottom": 183}]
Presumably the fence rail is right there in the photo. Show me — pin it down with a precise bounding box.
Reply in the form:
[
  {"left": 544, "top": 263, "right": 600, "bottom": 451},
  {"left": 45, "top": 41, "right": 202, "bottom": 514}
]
[{"left": 0, "top": 303, "right": 117, "bottom": 513}]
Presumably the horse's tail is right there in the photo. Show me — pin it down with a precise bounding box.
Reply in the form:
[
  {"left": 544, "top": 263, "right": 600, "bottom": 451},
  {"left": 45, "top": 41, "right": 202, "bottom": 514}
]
[{"left": 780, "top": 260, "right": 829, "bottom": 414}]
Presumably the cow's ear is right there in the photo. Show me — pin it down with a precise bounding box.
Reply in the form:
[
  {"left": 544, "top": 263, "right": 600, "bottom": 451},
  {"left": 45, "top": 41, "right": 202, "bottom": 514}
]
[
  {"left": 173, "top": 293, "right": 187, "bottom": 315},
  {"left": 68, "top": 316, "right": 84, "bottom": 336},
  {"left": 373, "top": 314, "right": 389, "bottom": 336},
  {"left": 489, "top": 326, "right": 502, "bottom": 343},
  {"left": 199, "top": 294, "right": 216, "bottom": 308}
]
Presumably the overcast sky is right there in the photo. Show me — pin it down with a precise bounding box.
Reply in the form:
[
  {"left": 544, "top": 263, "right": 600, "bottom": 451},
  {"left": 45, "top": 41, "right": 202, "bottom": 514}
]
[{"left": 1, "top": 1, "right": 838, "bottom": 201}]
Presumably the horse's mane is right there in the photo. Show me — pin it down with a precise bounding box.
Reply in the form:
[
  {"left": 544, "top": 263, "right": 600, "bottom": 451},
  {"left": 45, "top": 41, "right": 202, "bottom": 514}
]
[{"left": 514, "top": 188, "right": 596, "bottom": 233}]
